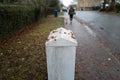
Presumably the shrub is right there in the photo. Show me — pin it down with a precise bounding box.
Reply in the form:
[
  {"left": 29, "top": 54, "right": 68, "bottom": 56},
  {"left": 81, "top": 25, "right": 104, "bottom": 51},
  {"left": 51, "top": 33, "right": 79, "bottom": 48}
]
[
  {"left": 116, "top": 2, "right": 120, "bottom": 13},
  {"left": 0, "top": 4, "right": 39, "bottom": 40},
  {"left": 47, "top": 7, "right": 55, "bottom": 15}
]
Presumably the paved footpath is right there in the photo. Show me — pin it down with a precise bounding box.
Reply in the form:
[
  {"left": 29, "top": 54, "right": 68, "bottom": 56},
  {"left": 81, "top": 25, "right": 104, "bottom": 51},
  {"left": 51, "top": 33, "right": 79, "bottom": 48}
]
[{"left": 63, "top": 14, "right": 120, "bottom": 80}]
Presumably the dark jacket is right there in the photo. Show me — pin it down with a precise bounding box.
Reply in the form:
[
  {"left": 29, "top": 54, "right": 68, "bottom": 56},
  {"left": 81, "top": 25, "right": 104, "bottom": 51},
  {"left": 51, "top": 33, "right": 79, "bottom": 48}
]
[{"left": 68, "top": 7, "right": 75, "bottom": 15}]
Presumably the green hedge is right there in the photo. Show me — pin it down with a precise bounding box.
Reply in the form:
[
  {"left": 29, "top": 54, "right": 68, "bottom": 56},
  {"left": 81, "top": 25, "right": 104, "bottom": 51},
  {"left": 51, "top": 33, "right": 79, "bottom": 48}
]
[
  {"left": 47, "top": 7, "right": 60, "bottom": 15},
  {"left": 0, "top": 4, "right": 40, "bottom": 40},
  {"left": 47, "top": 7, "right": 55, "bottom": 15},
  {"left": 116, "top": 3, "right": 120, "bottom": 13}
]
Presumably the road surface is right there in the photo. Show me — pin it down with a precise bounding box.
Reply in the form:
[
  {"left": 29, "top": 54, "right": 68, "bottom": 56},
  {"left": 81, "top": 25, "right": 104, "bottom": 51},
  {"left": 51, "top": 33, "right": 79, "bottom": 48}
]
[{"left": 75, "top": 11, "right": 120, "bottom": 61}]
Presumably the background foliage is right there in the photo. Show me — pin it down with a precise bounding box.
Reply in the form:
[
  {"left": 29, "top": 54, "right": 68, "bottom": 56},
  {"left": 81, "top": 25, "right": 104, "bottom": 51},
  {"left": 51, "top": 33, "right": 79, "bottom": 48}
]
[
  {"left": 0, "top": 4, "right": 36, "bottom": 41},
  {"left": 0, "top": 0, "right": 60, "bottom": 41}
]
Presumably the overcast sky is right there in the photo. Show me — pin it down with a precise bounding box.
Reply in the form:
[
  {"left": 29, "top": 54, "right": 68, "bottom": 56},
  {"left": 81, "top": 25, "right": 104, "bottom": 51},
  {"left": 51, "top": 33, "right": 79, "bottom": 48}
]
[{"left": 60, "top": 0, "right": 73, "bottom": 7}]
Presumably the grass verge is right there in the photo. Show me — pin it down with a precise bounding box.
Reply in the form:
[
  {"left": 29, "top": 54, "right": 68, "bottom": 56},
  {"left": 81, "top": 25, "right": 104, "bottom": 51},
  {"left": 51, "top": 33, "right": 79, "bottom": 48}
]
[{"left": 0, "top": 15, "right": 63, "bottom": 80}]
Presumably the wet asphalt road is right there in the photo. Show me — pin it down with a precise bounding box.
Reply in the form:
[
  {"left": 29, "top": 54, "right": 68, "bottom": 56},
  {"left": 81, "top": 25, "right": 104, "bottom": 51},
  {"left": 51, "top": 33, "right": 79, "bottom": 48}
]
[
  {"left": 75, "top": 11, "right": 120, "bottom": 61},
  {"left": 63, "top": 12, "right": 120, "bottom": 80}
]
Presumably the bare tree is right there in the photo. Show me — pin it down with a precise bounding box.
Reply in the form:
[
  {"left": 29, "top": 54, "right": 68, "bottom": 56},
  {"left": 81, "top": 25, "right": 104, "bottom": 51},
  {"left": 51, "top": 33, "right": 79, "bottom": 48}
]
[
  {"left": 103, "top": 0, "right": 107, "bottom": 10},
  {"left": 108, "top": 0, "right": 115, "bottom": 11}
]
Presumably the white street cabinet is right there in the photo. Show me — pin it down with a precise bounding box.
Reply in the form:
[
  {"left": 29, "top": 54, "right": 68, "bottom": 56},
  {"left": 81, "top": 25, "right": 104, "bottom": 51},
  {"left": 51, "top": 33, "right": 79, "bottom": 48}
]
[{"left": 46, "top": 27, "right": 77, "bottom": 80}]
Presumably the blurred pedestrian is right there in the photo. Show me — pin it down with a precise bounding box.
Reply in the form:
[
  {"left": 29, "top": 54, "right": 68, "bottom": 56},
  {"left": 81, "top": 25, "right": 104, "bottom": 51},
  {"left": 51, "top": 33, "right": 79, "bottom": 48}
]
[{"left": 68, "top": 6, "right": 75, "bottom": 24}]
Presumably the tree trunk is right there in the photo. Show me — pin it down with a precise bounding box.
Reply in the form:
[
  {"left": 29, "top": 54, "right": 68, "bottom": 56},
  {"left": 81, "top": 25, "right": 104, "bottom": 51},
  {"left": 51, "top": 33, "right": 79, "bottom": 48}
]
[
  {"left": 103, "top": 0, "right": 107, "bottom": 10},
  {"left": 108, "top": 0, "right": 115, "bottom": 11}
]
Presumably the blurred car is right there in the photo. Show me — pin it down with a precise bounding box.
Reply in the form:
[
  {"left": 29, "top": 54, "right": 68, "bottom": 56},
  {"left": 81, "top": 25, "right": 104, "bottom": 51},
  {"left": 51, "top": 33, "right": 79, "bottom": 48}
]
[{"left": 62, "top": 7, "right": 68, "bottom": 12}]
